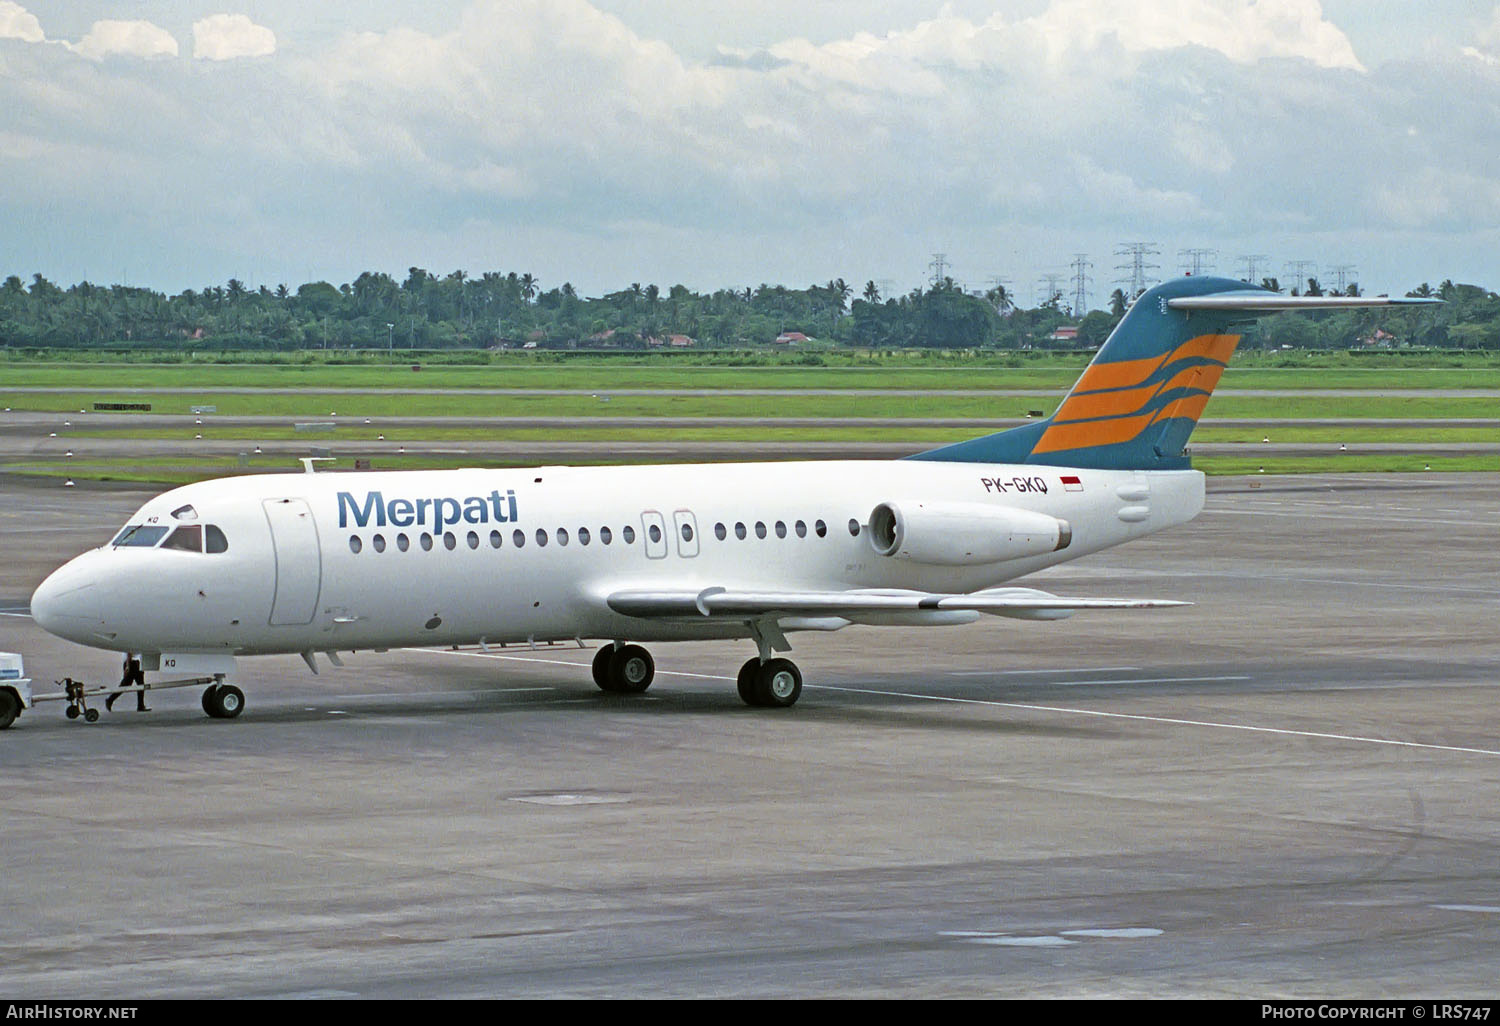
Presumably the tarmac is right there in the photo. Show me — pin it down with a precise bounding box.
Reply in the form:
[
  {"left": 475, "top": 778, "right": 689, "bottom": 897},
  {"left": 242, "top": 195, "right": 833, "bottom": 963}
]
[{"left": 1, "top": 472, "right": 1498, "bottom": 998}]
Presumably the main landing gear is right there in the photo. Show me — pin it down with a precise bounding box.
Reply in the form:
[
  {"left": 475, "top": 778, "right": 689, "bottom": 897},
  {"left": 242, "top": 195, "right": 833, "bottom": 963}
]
[
  {"left": 201, "top": 682, "right": 246, "bottom": 719},
  {"left": 592, "top": 643, "right": 656, "bottom": 695},
  {"left": 591, "top": 643, "right": 804, "bottom": 708}
]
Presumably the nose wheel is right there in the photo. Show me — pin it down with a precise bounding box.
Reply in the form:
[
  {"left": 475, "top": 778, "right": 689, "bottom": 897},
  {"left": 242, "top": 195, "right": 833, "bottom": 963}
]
[{"left": 202, "top": 683, "right": 245, "bottom": 719}]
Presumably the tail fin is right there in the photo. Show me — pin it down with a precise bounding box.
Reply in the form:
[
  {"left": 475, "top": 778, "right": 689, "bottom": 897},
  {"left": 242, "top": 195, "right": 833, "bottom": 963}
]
[{"left": 911, "top": 276, "right": 1438, "bottom": 471}]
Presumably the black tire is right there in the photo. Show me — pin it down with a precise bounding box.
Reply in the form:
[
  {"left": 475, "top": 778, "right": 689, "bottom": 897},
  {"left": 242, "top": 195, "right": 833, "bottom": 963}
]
[
  {"left": 753, "top": 659, "right": 802, "bottom": 708},
  {"left": 736, "top": 658, "right": 762, "bottom": 707},
  {"left": 0, "top": 690, "right": 18, "bottom": 730},
  {"left": 84, "top": 708, "right": 99, "bottom": 723},
  {"left": 609, "top": 645, "right": 655, "bottom": 694},
  {"left": 66, "top": 704, "right": 80, "bottom": 720},
  {"left": 592, "top": 646, "right": 618, "bottom": 692},
  {"left": 203, "top": 684, "right": 246, "bottom": 719}
]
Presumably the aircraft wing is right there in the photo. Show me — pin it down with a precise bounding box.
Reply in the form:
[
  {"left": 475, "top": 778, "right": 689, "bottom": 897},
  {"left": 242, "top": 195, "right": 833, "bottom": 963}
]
[{"left": 606, "top": 586, "right": 1186, "bottom": 622}]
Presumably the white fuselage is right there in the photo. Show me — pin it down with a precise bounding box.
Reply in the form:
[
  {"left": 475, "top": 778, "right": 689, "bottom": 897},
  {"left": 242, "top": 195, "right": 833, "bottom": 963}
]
[{"left": 30, "top": 460, "right": 1204, "bottom": 658}]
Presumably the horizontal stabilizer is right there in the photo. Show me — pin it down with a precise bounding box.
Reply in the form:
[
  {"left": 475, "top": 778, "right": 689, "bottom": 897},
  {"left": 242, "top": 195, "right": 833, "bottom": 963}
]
[
  {"left": 1167, "top": 292, "right": 1442, "bottom": 312},
  {"left": 607, "top": 586, "right": 1186, "bottom": 622}
]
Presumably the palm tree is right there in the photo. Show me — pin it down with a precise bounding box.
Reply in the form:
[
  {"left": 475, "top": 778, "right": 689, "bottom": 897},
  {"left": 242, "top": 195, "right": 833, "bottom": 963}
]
[{"left": 863, "top": 280, "right": 881, "bottom": 303}]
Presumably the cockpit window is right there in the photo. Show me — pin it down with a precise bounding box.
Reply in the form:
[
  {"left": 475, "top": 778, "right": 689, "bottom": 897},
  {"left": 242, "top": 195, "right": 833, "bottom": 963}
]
[
  {"left": 112, "top": 525, "right": 169, "bottom": 548},
  {"left": 171, "top": 504, "right": 198, "bottom": 521},
  {"left": 161, "top": 525, "right": 203, "bottom": 552},
  {"left": 205, "top": 525, "right": 228, "bottom": 553}
]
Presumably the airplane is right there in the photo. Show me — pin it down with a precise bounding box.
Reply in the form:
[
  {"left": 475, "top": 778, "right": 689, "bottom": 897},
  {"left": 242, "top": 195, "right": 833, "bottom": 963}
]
[{"left": 15, "top": 276, "right": 1437, "bottom": 725}]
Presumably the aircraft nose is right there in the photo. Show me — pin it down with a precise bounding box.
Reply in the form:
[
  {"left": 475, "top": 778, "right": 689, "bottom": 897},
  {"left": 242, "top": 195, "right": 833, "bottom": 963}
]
[{"left": 30, "top": 559, "right": 104, "bottom": 641}]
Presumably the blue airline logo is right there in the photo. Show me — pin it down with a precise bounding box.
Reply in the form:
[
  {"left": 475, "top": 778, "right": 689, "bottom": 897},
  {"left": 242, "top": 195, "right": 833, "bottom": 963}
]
[{"left": 337, "top": 489, "right": 518, "bottom": 532}]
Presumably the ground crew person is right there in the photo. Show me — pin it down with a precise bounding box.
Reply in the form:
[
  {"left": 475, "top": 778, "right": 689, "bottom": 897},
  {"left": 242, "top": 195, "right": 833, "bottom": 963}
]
[{"left": 105, "top": 654, "right": 149, "bottom": 712}]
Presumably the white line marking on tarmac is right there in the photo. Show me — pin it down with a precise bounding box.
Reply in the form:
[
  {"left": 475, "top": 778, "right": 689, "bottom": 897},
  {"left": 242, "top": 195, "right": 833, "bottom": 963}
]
[
  {"left": 1211, "top": 508, "right": 1495, "bottom": 528},
  {"left": 951, "top": 666, "right": 1141, "bottom": 676},
  {"left": 408, "top": 648, "right": 1500, "bottom": 757},
  {"left": 0, "top": 610, "right": 32, "bottom": 618},
  {"left": 815, "top": 685, "right": 1500, "bottom": 758},
  {"left": 1432, "top": 904, "right": 1500, "bottom": 914}
]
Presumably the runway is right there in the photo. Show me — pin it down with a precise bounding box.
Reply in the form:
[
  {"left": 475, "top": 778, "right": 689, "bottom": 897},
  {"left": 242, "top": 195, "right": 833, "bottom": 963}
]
[{"left": 2, "top": 473, "right": 1498, "bottom": 997}]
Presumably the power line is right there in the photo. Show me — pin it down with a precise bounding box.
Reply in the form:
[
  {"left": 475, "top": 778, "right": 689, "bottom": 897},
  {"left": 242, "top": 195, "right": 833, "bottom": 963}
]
[
  {"left": 1069, "top": 254, "right": 1092, "bottom": 316},
  {"left": 1179, "top": 248, "right": 1217, "bottom": 277},
  {"left": 1236, "top": 254, "right": 1271, "bottom": 284},
  {"left": 928, "top": 253, "right": 949, "bottom": 287},
  {"left": 1114, "top": 242, "right": 1160, "bottom": 298}
]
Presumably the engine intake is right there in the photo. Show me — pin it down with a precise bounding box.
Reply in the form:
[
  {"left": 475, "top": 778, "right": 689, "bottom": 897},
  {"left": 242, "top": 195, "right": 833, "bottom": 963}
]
[{"left": 868, "top": 500, "right": 1071, "bottom": 566}]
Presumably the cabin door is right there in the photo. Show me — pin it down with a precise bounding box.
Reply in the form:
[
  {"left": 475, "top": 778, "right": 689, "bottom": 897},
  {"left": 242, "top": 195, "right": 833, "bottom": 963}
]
[{"left": 263, "top": 497, "right": 322, "bottom": 626}]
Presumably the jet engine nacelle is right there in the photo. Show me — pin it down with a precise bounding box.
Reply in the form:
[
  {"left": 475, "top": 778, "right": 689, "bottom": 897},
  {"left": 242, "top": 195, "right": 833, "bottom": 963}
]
[{"left": 868, "top": 500, "right": 1071, "bottom": 566}]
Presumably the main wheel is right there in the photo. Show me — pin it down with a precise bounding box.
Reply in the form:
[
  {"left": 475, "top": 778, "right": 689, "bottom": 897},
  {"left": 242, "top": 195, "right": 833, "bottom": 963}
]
[
  {"left": 203, "top": 684, "right": 245, "bottom": 719},
  {"left": 753, "top": 658, "right": 802, "bottom": 708},
  {"left": 592, "top": 645, "right": 618, "bottom": 692},
  {"left": 608, "top": 645, "right": 655, "bottom": 694},
  {"left": 736, "top": 658, "right": 762, "bottom": 707},
  {"left": 65, "top": 704, "right": 80, "bottom": 720}
]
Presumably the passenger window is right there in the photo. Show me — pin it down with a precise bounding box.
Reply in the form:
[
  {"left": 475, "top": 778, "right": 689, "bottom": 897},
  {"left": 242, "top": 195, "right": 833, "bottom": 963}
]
[
  {"left": 536, "top": 529, "right": 549, "bottom": 547},
  {"left": 443, "top": 532, "right": 457, "bottom": 551},
  {"left": 648, "top": 524, "right": 662, "bottom": 543},
  {"left": 397, "top": 533, "right": 410, "bottom": 552},
  {"left": 622, "top": 525, "right": 636, "bottom": 544},
  {"left": 372, "top": 533, "right": 387, "bottom": 553},
  {"left": 734, "top": 522, "right": 746, "bottom": 540},
  {"left": 489, "top": 530, "right": 502, "bottom": 549},
  {"left": 467, "top": 531, "right": 479, "bottom": 550},
  {"left": 681, "top": 523, "right": 693, "bottom": 542},
  {"left": 600, "top": 526, "right": 612, "bottom": 545},
  {"left": 349, "top": 536, "right": 363, "bottom": 554},
  {"left": 557, "top": 528, "right": 569, "bottom": 546},
  {"left": 755, "top": 522, "right": 767, "bottom": 539},
  {"left": 815, "top": 519, "right": 827, "bottom": 537},
  {"left": 205, "top": 525, "right": 228, "bottom": 553},
  {"left": 420, "top": 533, "right": 434, "bottom": 551},
  {"left": 774, "top": 521, "right": 787, "bottom": 539},
  {"left": 714, "top": 523, "right": 726, "bottom": 541},
  {"left": 162, "top": 525, "right": 202, "bottom": 552},
  {"left": 513, "top": 529, "right": 526, "bottom": 548},
  {"left": 848, "top": 519, "right": 860, "bottom": 536},
  {"left": 578, "top": 527, "right": 591, "bottom": 546},
  {"left": 795, "top": 520, "right": 806, "bottom": 538}
]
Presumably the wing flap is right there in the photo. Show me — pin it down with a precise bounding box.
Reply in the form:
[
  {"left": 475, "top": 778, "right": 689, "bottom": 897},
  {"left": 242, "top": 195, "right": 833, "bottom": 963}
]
[{"left": 606, "top": 586, "right": 1186, "bottom": 622}]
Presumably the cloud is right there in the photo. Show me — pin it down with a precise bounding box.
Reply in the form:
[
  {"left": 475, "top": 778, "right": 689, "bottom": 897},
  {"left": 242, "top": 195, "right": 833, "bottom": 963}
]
[
  {"left": 0, "top": 1, "right": 43, "bottom": 43},
  {"left": 0, "top": 1, "right": 1497, "bottom": 294},
  {"left": 67, "top": 19, "right": 178, "bottom": 61},
  {"left": 193, "top": 14, "right": 276, "bottom": 61}
]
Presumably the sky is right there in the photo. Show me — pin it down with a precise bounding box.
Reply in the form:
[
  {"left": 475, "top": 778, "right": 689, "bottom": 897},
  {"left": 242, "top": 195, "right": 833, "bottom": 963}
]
[{"left": 4, "top": 1, "right": 1499, "bottom": 304}]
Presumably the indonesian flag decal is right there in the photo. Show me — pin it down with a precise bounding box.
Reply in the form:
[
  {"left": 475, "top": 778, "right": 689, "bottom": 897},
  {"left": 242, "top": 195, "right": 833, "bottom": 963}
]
[{"left": 1061, "top": 475, "right": 1084, "bottom": 492}]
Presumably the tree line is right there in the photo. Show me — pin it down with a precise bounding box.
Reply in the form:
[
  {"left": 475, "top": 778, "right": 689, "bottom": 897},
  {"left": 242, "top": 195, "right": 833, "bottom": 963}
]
[{"left": 0, "top": 269, "right": 1492, "bottom": 351}]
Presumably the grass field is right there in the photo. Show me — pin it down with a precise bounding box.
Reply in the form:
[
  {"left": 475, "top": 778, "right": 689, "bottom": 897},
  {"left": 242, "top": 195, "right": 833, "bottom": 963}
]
[
  {"left": 3, "top": 352, "right": 1496, "bottom": 483},
  {"left": 7, "top": 390, "right": 1500, "bottom": 421},
  {"left": 5, "top": 360, "right": 1500, "bottom": 394}
]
